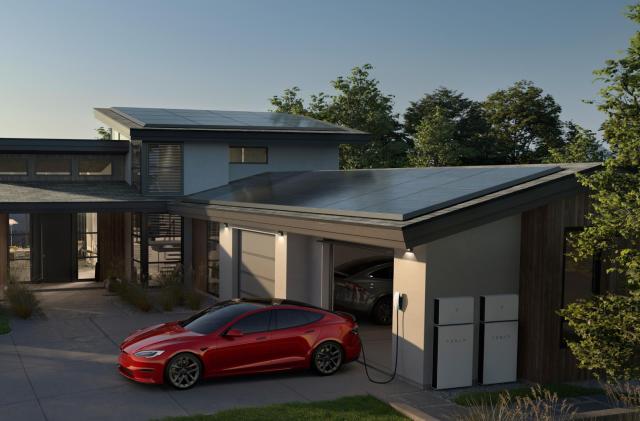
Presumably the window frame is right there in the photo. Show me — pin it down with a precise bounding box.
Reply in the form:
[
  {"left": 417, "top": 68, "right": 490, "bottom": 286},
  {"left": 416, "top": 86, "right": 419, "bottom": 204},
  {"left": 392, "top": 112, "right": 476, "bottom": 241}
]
[
  {"left": 0, "top": 158, "right": 28, "bottom": 176},
  {"left": 78, "top": 158, "right": 113, "bottom": 176},
  {"left": 35, "top": 158, "right": 71, "bottom": 176},
  {"left": 229, "top": 146, "right": 268, "bottom": 164},
  {"left": 559, "top": 226, "right": 602, "bottom": 348}
]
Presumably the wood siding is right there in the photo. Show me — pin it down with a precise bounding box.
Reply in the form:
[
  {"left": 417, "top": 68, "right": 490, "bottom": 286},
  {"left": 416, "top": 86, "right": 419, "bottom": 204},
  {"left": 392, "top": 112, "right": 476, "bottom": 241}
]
[
  {"left": 97, "top": 213, "right": 127, "bottom": 281},
  {"left": 0, "top": 213, "right": 7, "bottom": 297},
  {"left": 192, "top": 219, "right": 208, "bottom": 292},
  {"left": 518, "top": 190, "right": 591, "bottom": 383}
]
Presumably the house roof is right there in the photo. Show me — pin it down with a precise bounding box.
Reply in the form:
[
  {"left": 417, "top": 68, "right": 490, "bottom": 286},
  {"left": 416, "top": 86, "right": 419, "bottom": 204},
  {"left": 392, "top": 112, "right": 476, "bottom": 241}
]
[
  {"left": 0, "top": 138, "right": 129, "bottom": 154},
  {"left": 94, "top": 107, "right": 371, "bottom": 144},
  {"left": 184, "top": 165, "right": 563, "bottom": 222},
  {"left": 170, "top": 163, "right": 601, "bottom": 249},
  {"left": 0, "top": 181, "right": 167, "bottom": 212}
]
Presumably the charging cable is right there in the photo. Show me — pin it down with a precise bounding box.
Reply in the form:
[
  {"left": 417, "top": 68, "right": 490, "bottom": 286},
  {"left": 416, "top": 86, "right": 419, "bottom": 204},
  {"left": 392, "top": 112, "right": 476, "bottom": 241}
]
[{"left": 358, "top": 299, "right": 401, "bottom": 384}]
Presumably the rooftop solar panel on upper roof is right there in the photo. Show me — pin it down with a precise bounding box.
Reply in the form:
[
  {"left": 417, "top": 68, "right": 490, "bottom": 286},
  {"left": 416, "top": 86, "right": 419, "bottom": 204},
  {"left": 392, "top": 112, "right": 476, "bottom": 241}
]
[
  {"left": 110, "top": 107, "right": 349, "bottom": 131},
  {"left": 185, "top": 165, "right": 563, "bottom": 221}
]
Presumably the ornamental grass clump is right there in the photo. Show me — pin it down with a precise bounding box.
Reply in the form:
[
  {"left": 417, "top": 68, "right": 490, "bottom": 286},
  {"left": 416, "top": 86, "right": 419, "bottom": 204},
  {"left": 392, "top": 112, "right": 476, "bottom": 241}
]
[
  {"left": 6, "top": 282, "right": 39, "bottom": 319},
  {"left": 117, "top": 280, "right": 152, "bottom": 312}
]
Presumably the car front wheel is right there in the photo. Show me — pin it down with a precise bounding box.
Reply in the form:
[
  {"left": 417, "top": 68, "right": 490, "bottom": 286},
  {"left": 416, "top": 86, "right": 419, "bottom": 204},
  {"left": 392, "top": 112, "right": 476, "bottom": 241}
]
[
  {"left": 312, "top": 341, "right": 343, "bottom": 376},
  {"left": 371, "top": 296, "right": 392, "bottom": 325},
  {"left": 165, "top": 353, "right": 202, "bottom": 390}
]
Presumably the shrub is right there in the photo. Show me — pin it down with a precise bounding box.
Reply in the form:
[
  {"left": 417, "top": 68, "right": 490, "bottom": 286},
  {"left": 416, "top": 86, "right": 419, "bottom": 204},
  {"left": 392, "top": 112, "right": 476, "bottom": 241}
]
[
  {"left": 6, "top": 282, "right": 39, "bottom": 319},
  {"left": 184, "top": 289, "right": 204, "bottom": 310},
  {"left": 458, "top": 385, "right": 576, "bottom": 421},
  {"left": 116, "top": 281, "right": 152, "bottom": 312},
  {"left": 0, "top": 306, "right": 10, "bottom": 334},
  {"left": 604, "top": 381, "right": 640, "bottom": 409},
  {"left": 159, "top": 278, "right": 184, "bottom": 311}
]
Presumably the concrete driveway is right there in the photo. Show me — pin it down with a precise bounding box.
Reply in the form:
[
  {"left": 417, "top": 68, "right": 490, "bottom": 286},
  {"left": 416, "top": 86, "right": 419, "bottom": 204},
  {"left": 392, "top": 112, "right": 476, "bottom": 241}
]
[{"left": 0, "top": 288, "right": 461, "bottom": 421}]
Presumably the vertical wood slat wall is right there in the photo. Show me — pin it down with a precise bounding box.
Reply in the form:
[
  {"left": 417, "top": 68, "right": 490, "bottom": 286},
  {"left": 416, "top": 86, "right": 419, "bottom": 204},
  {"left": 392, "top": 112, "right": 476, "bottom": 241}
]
[
  {"left": 0, "top": 213, "right": 7, "bottom": 297},
  {"left": 518, "top": 190, "right": 591, "bottom": 383},
  {"left": 97, "top": 213, "right": 127, "bottom": 282},
  {"left": 192, "top": 219, "right": 208, "bottom": 292}
]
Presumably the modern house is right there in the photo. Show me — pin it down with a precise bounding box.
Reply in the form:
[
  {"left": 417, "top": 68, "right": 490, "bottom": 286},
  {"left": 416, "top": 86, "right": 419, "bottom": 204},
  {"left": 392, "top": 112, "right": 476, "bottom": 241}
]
[{"left": 0, "top": 106, "right": 610, "bottom": 388}]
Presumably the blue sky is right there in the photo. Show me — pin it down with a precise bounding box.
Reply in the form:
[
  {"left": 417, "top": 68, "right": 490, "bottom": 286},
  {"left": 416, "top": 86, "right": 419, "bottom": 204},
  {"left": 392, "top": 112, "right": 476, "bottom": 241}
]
[{"left": 0, "top": 0, "right": 636, "bottom": 138}]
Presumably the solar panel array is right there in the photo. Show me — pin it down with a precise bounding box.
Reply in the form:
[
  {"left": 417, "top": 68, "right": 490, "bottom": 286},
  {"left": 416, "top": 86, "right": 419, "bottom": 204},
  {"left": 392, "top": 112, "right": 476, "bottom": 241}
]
[
  {"left": 111, "top": 107, "right": 347, "bottom": 131},
  {"left": 186, "top": 166, "right": 562, "bottom": 221}
]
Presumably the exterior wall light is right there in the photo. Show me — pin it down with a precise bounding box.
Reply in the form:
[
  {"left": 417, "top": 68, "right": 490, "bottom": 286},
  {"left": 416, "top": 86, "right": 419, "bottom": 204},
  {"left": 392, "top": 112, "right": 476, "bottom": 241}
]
[
  {"left": 277, "top": 231, "right": 284, "bottom": 237},
  {"left": 406, "top": 247, "right": 413, "bottom": 253}
]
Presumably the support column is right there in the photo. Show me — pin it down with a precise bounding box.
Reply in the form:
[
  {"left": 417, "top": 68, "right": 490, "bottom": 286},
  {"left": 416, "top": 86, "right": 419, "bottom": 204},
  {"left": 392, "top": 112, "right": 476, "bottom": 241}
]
[
  {"left": 392, "top": 245, "right": 429, "bottom": 388},
  {"left": 97, "top": 213, "right": 126, "bottom": 282},
  {"left": 218, "top": 225, "right": 238, "bottom": 300},
  {"left": 274, "top": 233, "right": 323, "bottom": 305},
  {"left": 0, "top": 213, "right": 8, "bottom": 298}
]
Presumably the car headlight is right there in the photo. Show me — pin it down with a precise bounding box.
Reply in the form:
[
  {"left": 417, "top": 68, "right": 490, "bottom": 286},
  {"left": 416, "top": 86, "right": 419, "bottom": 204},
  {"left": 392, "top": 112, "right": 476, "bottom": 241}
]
[{"left": 134, "top": 350, "right": 165, "bottom": 358}]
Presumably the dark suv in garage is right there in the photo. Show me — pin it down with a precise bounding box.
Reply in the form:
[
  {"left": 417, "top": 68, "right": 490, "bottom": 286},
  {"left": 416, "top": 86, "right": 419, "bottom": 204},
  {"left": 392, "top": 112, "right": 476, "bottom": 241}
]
[{"left": 334, "top": 257, "right": 393, "bottom": 325}]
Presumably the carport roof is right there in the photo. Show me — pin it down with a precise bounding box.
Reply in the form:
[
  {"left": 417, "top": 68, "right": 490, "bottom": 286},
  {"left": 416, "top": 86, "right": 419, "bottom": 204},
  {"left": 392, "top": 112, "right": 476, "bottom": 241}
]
[
  {"left": 0, "top": 181, "right": 168, "bottom": 212},
  {"left": 171, "top": 163, "right": 601, "bottom": 249}
]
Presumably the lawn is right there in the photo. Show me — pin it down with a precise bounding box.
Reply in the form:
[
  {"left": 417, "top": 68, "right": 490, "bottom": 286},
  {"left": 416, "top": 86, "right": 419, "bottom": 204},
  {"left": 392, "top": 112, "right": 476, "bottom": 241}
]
[
  {"left": 155, "top": 395, "right": 407, "bottom": 421},
  {"left": 0, "top": 307, "right": 10, "bottom": 335},
  {"left": 454, "top": 383, "right": 603, "bottom": 406}
]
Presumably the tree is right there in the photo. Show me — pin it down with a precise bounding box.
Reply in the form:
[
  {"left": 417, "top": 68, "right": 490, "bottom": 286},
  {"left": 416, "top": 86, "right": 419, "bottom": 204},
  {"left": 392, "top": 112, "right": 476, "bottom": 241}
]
[
  {"left": 545, "top": 122, "right": 609, "bottom": 163},
  {"left": 96, "top": 126, "right": 112, "bottom": 140},
  {"left": 270, "top": 64, "right": 407, "bottom": 169},
  {"left": 558, "top": 4, "right": 640, "bottom": 380},
  {"left": 404, "top": 88, "right": 496, "bottom": 165},
  {"left": 483, "top": 80, "right": 564, "bottom": 164}
]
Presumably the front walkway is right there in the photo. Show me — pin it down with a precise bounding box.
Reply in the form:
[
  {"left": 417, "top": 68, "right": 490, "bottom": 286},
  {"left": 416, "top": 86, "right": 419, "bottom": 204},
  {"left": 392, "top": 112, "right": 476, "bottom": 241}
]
[{"left": 0, "top": 289, "right": 468, "bottom": 421}]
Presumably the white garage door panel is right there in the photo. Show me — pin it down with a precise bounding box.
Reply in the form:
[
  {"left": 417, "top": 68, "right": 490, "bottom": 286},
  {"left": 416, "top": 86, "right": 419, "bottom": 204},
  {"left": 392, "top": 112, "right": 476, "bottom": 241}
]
[{"left": 239, "top": 231, "right": 275, "bottom": 298}]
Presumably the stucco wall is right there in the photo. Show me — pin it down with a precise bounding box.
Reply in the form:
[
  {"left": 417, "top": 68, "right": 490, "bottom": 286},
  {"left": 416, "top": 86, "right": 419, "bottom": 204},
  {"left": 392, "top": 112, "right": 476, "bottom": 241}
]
[
  {"left": 228, "top": 144, "right": 339, "bottom": 181},
  {"left": 183, "top": 143, "right": 229, "bottom": 195},
  {"left": 423, "top": 214, "right": 522, "bottom": 384}
]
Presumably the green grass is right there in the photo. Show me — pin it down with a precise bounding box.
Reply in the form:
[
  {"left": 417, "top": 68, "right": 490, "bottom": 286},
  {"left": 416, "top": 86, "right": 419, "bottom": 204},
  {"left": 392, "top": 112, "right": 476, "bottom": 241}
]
[
  {"left": 454, "top": 383, "right": 604, "bottom": 406},
  {"left": 155, "top": 396, "right": 407, "bottom": 421},
  {"left": 0, "top": 306, "right": 10, "bottom": 335}
]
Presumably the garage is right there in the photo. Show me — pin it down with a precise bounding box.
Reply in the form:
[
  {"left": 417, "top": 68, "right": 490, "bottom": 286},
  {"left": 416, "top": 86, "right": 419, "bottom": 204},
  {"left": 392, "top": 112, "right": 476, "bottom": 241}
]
[
  {"left": 331, "top": 242, "right": 394, "bottom": 374},
  {"left": 238, "top": 230, "right": 276, "bottom": 298}
]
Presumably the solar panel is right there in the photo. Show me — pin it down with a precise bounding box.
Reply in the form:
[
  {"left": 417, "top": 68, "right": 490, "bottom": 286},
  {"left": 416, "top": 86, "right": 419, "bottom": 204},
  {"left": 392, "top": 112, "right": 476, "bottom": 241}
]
[
  {"left": 111, "top": 107, "right": 346, "bottom": 131},
  {"left": 185, "top": 166, "right": 562, "bottom": 221}
]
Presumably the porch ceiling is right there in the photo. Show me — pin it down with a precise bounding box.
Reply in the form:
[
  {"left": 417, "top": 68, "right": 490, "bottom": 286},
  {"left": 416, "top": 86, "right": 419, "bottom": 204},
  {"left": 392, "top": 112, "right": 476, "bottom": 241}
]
[{"left": 0, "top": 181, "right": 168, "bottom": 212}]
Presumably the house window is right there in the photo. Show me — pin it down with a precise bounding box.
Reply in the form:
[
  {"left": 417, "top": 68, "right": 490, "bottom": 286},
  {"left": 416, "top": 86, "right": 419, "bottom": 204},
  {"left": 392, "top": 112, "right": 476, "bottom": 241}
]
[
  {"left": 77, "top": 213, "right": 98, "bottom": 280},
  {"left": 560, "top": 227, "right": 601, "bottom": 346},
  {"left": 207, "top": 221, "right": 220, "bottom": 297},
  {"left": 132, "top": 213, "right": 183, "bottom": 285},
  {"left": 35, "top": 158, "right": 71, "bottom": 175},
  {"left": 79, "top": 159, "right": 112, "bottom": 176},
  {"left": 8, "top": 213, "right": 30, "bottom": 282},
  {"left": 229, "top": 147, "right": 268, "bottom": 164},
  {"left": 146, "top": 143, "right": 183, "bottom": 195},
  {"left": 0, "top": 158, "right": 27, "bottom": 175}
]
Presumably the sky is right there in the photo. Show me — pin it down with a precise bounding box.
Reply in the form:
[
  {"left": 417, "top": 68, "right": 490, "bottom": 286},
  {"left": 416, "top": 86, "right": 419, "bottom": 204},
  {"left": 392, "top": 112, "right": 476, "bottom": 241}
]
[{"left": 0, "top": 0, "right": 636, "bottom": 139}]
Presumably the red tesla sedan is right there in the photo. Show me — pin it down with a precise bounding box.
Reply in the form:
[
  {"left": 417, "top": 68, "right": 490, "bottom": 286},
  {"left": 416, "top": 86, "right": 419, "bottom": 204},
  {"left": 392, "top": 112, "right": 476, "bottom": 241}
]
[{"left": 118, "top": 299, "right": 361, "bottom": 389}]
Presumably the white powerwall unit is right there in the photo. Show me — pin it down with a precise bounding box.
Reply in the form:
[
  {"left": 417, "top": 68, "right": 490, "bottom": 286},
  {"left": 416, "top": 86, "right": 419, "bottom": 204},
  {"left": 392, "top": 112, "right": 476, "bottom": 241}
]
[
  {"left": 479, "top": 294, "right": 519, "bottom": 385},
  {"left": 432, "top": 296, "right": 474, "bottom": 389}
]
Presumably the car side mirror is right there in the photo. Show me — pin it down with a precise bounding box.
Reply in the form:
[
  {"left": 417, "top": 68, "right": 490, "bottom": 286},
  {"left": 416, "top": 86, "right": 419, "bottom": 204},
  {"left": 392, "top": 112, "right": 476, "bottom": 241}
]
[{"left": 224, "top": 329, "right": 244, "bottom": 338}]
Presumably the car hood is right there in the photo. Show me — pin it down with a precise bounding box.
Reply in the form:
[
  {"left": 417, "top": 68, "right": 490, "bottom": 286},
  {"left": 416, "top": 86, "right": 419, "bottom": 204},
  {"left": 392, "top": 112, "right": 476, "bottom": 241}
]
[{"left": 120, "top": 322, "right": 202, "bottom": 354}]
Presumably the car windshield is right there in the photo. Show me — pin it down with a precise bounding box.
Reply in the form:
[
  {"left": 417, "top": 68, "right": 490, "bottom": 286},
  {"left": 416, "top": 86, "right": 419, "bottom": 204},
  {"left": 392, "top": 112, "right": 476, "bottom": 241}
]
[{"left": 180, "top": 302, "right": 263, "bottom": 334}]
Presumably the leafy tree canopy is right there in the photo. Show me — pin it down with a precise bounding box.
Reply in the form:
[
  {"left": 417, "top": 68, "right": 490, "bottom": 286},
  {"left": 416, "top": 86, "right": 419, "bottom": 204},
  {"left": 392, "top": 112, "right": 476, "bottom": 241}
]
[
  {"left": 95, "top": 126, "right": 112, "bottom": 140},
  {"left": 559, "top": 4, "right": 640, "bottom": 381},
  {"left": 405, "top": 88, "right": 496, "bottom": 166},
  {"left": 545, "top": 122, "right": 609, "bottom": 164},
  {"left": 270, "top": 64, "right": 407, "bottom": 169},
  {"left": 483, "top": 80, "right": 564, "bottom": 164}
]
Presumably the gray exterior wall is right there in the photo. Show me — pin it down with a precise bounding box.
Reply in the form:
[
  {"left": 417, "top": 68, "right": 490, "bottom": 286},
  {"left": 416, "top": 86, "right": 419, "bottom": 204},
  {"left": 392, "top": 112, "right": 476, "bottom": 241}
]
[
  {"left": 228, "top": 143, "right": 339, "bottom": 182},
  {"left": 423, "top": 214, "right": 521, "bottom": 384},
  {"left": 183, "top": 143, "right": 229, "bottom": 195}
]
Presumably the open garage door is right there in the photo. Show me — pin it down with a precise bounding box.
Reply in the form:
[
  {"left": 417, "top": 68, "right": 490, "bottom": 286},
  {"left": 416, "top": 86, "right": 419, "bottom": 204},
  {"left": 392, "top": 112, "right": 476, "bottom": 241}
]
[{"left": 239, "top": 230, "right": 275, "bottom": 298}]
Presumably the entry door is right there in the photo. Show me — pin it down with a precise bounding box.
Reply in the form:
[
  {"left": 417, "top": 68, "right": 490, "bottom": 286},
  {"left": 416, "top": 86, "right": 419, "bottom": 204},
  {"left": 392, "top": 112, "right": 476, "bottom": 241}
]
[
  {"left": 238, "top": 231, "right": 275, "bottom": 298},
  {"left": 40, "top": 214, "right": 73, "bottom": 282}
]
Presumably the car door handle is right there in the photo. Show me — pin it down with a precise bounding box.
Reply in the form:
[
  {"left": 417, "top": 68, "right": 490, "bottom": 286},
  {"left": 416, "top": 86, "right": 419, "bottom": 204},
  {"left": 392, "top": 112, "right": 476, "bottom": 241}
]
[
  {"left": 256, "top": 336, "right": 267, "bottom": 341},
  {"left": 304, "top": 329, "right": 315, "bottom": 334}
]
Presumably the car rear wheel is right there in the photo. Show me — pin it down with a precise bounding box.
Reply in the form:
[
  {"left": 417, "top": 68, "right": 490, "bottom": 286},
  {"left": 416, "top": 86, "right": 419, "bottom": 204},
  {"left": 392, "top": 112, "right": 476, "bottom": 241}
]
[
  {"left": 166, "top": 353, "right": 202, "bottom": 390},
  {"left": 371, "top": 296, "right": 392, "bottom": 325},
  {"left": 312, "top": 341, "right": 343, "bottom": 375}
]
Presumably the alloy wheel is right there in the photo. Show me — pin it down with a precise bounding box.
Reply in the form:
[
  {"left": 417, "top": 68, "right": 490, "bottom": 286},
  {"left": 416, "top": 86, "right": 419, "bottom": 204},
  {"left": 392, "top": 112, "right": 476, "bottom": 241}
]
[
  {"left": 314, "top": 342, "right": 343, "bottom": 375},
  {"left": 167, "top": 354, "right": 201, "bottom": 389}
]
